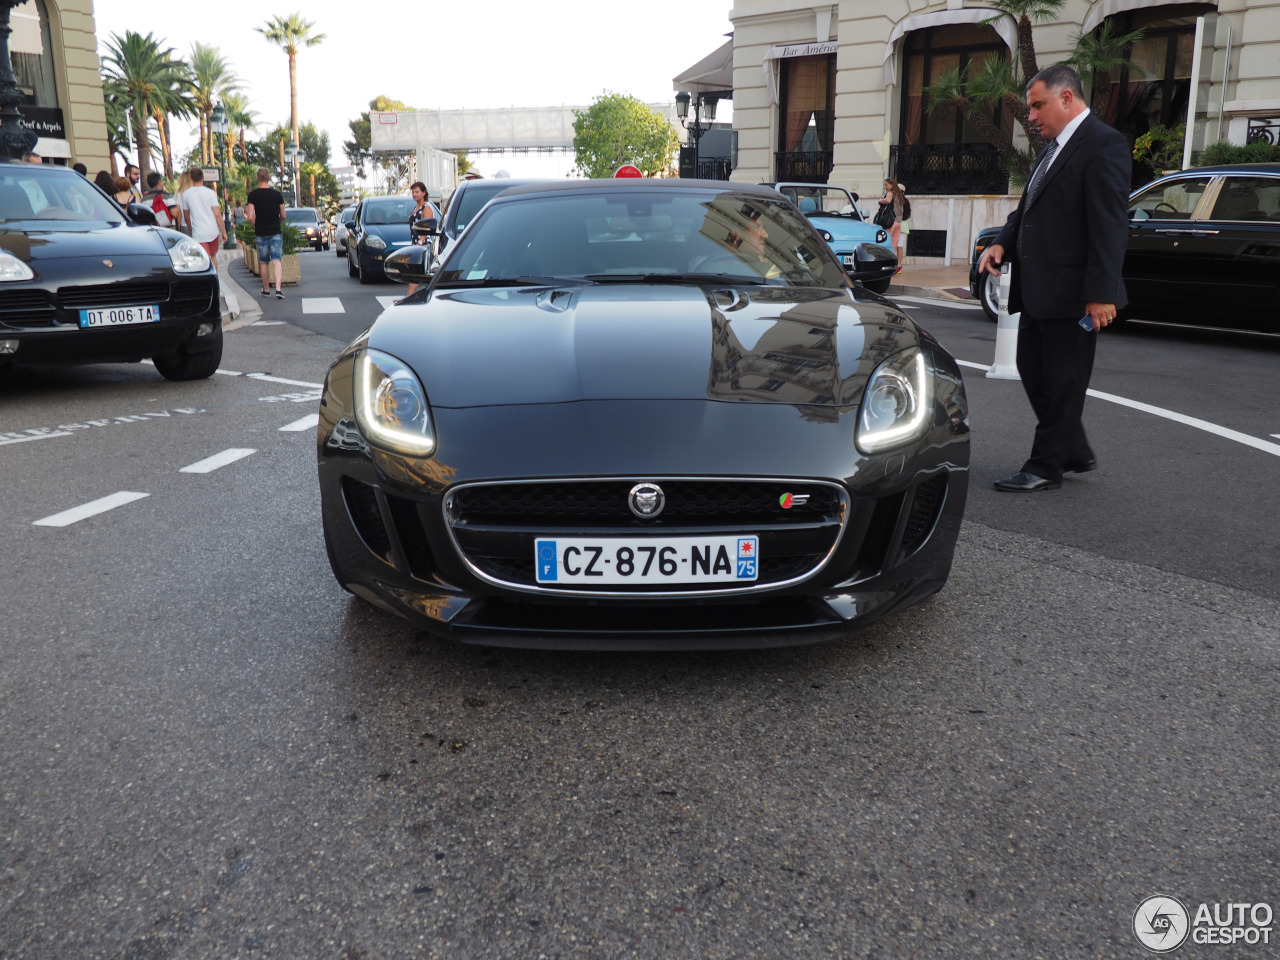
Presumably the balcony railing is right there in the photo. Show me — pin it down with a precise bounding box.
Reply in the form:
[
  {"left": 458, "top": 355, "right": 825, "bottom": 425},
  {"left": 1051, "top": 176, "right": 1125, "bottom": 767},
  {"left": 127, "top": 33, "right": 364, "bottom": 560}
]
[
  {"left": 697, "top": 157, "right": 732, "bottom": 180},
  {"left": 774, "top": 151, "right": 833, "bottom": 183},
  {"left": 1246, "top": 117, "right": 1280, "bottom": 145},
  {"left": 889, "top": 143, "right": 1006, "bottom": 195}
]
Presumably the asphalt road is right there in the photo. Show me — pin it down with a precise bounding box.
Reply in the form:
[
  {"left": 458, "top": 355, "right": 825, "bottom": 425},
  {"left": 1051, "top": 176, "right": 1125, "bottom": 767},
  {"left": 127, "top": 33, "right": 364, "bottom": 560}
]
[{"left": 1, "top": 253, "right": 1277, "bottom": 959}]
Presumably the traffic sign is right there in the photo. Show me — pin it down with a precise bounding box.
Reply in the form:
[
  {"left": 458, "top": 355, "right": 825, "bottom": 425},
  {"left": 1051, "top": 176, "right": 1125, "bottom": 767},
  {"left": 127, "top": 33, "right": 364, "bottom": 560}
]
[{"left": 614, "top": 165, "right": 642, "bottom": 178}]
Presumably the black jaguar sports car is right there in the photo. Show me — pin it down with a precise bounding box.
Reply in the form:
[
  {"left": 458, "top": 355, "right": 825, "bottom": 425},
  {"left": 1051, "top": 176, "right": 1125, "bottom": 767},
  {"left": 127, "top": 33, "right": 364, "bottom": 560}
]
[
  {"left": 0, "top": 162, "right": 222, "bottom": 379},
  {"left": 318, "top": 179, "right": 970, "bottom": 649}
]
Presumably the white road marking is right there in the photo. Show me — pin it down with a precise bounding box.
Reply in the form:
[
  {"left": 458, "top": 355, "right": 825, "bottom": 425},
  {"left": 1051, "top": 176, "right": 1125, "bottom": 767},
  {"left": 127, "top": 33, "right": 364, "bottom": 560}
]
[
  {"left": 214, "top": 368, "right": 243, "bottom": 376},
  {"left": 180, "top": 448, "right": 256, "bottom": 474},
  {"left": 957, "top": 358, "right": 1280, "bottom": 459},
  {"left": 252, "top": 321, "right": 287, "bottom": 326},
  {"left": 34, "top": 491, "right": 149, "bottom": 527},
  {"left": 889, "top": 295, "right": 982, "bottom": 310},
  {"left": 0, "top": 429, "right": 74, "bottom": 446},
  {"left": 375, "top": 296, "right": 400, "bottom": 310},
  {"left": 246, "top": 372, "right": 324, "bottom": 389},
  {"left": 302, "top": 297, "right": 345, "bottom": 314},
  {"left": 279, "top": 414, "right": 320, "bottom": 432}
]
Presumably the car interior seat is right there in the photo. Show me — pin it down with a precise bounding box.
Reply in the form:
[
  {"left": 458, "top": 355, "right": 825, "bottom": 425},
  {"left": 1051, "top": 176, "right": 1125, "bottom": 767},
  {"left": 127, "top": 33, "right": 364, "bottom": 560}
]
[
  {"left": 798, "top": 197, "right": 817, "bottom": 214},
  {"left": 1214, "top": 187, "right": 1262, "bottom": 221},
  {"left": 0, "top": 184, "right": 35, "bottom": 220}
]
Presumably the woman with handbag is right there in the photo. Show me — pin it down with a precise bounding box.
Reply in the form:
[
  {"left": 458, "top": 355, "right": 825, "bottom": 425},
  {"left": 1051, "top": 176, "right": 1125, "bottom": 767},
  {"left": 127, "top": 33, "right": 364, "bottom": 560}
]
[{"left": 876, "top": 178, "right": 905, "bottom": 274}]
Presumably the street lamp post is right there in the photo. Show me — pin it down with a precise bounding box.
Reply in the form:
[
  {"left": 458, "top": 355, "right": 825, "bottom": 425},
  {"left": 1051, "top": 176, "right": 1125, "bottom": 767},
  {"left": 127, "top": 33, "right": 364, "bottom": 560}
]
[
  {"left": 675, "top": 91, "right": 718, "bottom": 179},
  {"left": 0, "top": 0, "right": 38, "bottom": 161},
  {"left": 284, "top": 140, "right": 297, "bottom": 205},
  {"left": 209, "top": 103, "right": 236, "bottom": 249}
]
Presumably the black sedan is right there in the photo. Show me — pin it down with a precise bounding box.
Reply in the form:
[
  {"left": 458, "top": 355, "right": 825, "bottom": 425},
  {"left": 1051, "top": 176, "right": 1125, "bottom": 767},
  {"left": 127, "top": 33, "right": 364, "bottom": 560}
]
[
  {"left": 345, "top": 196, "right": 415, "bottom": 284},
  {"left": 318, "top": 180, "right": 970, "bottom": 649},
  {"left": 970, "top": 163, "right": 1280, "bottom": 330},
  {"left": 285, "top": 206, "right": 329, "bottom": 251},
  {"left": 432, "top": 176, "right": 548, "bottom": 267},
  {"left": 0, "top": 162, "right": 222, "bottom": 379}
]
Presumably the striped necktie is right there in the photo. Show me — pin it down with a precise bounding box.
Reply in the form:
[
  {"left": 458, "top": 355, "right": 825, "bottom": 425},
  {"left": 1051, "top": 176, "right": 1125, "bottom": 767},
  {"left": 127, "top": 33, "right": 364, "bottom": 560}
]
[{"left": 1019, "top": 140, "right": 1059, "bottom": 258}]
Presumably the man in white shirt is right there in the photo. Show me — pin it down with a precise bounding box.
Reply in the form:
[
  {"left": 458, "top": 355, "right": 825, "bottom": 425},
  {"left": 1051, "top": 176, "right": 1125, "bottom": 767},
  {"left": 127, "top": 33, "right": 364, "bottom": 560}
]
[{"left": 180, "top": 167, "right": 227, "bottom": 263}]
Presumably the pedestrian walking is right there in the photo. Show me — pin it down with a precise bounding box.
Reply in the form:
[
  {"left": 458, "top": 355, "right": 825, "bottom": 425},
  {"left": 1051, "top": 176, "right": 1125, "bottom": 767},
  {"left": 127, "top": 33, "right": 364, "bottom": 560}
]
[
  {"left": 124, "top": 164, "right": 143, "bottom": 204},
  {"left": 72, "top": 162, "right": 88, "bottom": 177},
  {"left": 978, "top": 64, "right": 1130, "bottom": 493},
  {"left": 142, "top": 172, "right": 178, "bottom": 228},
  {"left": 112, "top": 176, "right": 134, "bottom": 206},
  {"left": 405, "top": 180, "right": 440, "bottom": 297},
  {"left": 179, "top": 167, "right": 227, "bottom": 265},
  {"left": 245, "top": 167, "right": 286, "bottom": 299},
  {"left": 173, "top": 171, "right": 193, "bottom": 234},
  {"left": 896, "top": 183, "right": 911, "bottom": 268},
  {"left": 93, "top": 170, "right": 117, "bottom": 198},
  {"left": 876, "top": 178, "right": 905, "bottom": 273}
]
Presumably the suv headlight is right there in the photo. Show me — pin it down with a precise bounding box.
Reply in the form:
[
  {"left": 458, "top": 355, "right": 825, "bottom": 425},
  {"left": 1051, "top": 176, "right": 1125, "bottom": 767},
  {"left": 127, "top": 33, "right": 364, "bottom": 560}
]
[
  {"left": 856, "top": 348, "right": 930, "bottom": 454},
  {"left": 0, "top": 249, "right": 34, "bottom": 281},
  {"left": 168, "top": 237, "right": 211, "bottom": 273},
  {"left": 353, "top": 349, "right": 436, "bottom": 457},
  {"left": 364, "top": 234, "right": 387, "bottom": 250}
]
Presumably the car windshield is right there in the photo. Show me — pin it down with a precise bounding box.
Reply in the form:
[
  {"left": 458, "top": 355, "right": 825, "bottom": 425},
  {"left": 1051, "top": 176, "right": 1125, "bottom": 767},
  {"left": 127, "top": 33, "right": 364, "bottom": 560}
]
[
  {"left": 436, "top": 189, "right": 848, "bottom": 288},
  {"left": 339, "top": 207, "right": 356, "bottom": 223},
  {"left": 362, "top": 200, "right": 414, "bottom": 225},
  {"left": 285, "top": 208, "right": 318, "bottom": 223},
  {"left": 453, "top": 182, "right": 527, "bottom": 232},
  {"left": 779, "top": 185, "right": 861, "bottom": 219},
  {"left": 0, "top": 167, "right": 125, "bottom": 224}
]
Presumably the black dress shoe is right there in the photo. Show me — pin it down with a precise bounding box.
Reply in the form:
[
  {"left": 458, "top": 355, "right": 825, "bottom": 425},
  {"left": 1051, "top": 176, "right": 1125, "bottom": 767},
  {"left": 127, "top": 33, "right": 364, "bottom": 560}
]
[
  {"left": 993, "top": 471, "right": 1061, "bottom": 492},
  {"left": 1064, "top": 458, "right": 1098, "bottom": 473}
]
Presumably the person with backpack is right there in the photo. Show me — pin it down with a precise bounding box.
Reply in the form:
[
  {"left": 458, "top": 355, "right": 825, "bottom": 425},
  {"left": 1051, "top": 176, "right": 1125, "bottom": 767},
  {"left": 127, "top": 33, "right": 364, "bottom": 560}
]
[
  {"left": 142, "top": 172, "right": 178, "bottom": 228},
  {"left": 876, "top": 178, "right": 906, "bottom": 274}
]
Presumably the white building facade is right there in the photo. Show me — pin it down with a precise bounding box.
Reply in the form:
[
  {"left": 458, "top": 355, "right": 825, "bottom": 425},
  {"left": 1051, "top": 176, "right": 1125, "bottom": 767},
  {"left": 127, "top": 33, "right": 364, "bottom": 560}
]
[{"left": 728, "top": 0, "right": 1280, "bottom": 264}]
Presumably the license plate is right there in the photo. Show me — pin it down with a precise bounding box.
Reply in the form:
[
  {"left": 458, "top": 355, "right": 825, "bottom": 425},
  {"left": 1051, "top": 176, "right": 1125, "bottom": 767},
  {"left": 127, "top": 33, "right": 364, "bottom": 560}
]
[
  {"left": 535, "top": 535, "right": 759, "bottom": 585},
  {"left": 841, "top": 255, "right": 854, "bottom": 267},
  {"left": 78, "top": 305, "right": 161, "bottom": 328}
]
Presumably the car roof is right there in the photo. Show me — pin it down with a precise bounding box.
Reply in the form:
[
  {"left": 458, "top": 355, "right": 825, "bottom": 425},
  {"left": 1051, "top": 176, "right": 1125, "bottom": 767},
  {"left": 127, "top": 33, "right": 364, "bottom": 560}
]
[
  {"left": 490, "top": 179, "right": 784, "bottom": 201},
  {"left": 1160, "top": 163, "right": 1280, "bottom": 176}
]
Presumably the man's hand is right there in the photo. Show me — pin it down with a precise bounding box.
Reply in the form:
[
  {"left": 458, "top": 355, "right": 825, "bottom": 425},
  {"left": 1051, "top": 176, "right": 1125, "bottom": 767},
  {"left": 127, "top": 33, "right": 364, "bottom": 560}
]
[
  {"left": 978, "top": 242, "right": 1005, "bottom": 278},
  {"left": 1084, "top": 301, "right": 1116, "bottom": 331}
]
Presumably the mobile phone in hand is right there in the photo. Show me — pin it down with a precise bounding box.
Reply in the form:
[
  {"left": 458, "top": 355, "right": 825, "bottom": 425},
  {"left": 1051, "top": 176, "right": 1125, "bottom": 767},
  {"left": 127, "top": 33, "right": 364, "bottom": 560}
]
[{"left": 1079, "top": 315, "right": 1095, "bottom": 331}]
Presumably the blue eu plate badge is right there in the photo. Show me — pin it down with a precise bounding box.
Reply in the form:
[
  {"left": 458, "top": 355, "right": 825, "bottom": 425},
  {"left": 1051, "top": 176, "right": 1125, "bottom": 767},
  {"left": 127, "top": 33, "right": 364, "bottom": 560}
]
[{"left": 537, "top": 541, "right": 558, "bottom": 581}]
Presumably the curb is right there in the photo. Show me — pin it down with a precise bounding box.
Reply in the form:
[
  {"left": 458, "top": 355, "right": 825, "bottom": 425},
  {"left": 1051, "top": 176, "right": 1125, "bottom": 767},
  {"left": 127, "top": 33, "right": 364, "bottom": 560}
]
[{"left": 216, "top": 248, "right": 263, "bottom": 332}]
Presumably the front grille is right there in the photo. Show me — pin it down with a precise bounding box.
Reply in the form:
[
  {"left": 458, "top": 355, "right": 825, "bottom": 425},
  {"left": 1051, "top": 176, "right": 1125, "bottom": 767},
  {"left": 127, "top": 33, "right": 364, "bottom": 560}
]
[
  {"left": 452, "top": 480, "right": 839, "bottom": 528},
  {"left": 57, "top": 282, "right": 170, "bottom": 310},
  {"left": 448, "top": 479, "right": 847, "bottom": 595},
  {"left": 0, "top": 289, "right": 57, "bottom": 329},
  {"left": 901, "top": 474, "right": 947, "bottom": 555},
  {"left": 170, "top": 279, "right": 215, "bottom": 317},
  {"left": 385, "top": 494, "right": 434, "bottom": 580},
  {"left": 342, "top": 477, "right": 392, "bottom": 562}
]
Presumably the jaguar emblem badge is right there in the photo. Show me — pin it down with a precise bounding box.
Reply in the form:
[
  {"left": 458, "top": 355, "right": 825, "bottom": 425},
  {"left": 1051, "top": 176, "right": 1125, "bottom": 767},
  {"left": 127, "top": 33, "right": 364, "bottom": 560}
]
[
  {"left": 628, "top": 482, "right": 665, "bottom": 519},
  {"left": 102, "top": 259, "right": 113, "bottom": 268}
]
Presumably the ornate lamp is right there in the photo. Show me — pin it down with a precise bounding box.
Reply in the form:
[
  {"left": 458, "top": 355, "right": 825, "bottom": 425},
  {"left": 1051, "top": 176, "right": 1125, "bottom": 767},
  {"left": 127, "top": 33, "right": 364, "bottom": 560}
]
[{"left": 0, "top": 0, "right": 38, "bottom": 161}]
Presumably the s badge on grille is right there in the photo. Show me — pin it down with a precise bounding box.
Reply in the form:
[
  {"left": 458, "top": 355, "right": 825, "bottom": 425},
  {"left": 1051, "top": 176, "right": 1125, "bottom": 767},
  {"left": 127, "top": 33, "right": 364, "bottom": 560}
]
[
  {"left": 628, "top": 482, "right": 665, "bottom": 519},
  {"left": 779, "top": 493, "right": 810, "bottom": 509}
]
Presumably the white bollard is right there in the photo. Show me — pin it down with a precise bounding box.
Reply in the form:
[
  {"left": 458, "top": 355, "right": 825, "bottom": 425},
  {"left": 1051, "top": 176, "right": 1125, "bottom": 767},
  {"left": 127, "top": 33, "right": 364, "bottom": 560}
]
[{"left": 986, "top": 263, "right": 1021, "bottom": 380}]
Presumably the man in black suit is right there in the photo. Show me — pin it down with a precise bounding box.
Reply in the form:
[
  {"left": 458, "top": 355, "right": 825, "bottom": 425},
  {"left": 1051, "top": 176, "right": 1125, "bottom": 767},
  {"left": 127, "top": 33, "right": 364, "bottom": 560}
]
[{"left": 978, "top": 64, "right": 1131, "bottom": 492}]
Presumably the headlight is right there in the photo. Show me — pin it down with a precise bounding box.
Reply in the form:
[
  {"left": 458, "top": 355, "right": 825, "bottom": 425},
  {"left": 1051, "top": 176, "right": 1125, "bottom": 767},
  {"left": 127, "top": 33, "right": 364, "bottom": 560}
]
[
  {"left": 364, "top": 234, "right": 387, "bottom": 250},
  {"left": 353, "top": 349, "right": 436, "bottom": 457},
  {"left": 168, "top": 237, "right": 211, "bottom": 273},
  {"left": 855, "top": 348, "right": 931, "bottom": 454},
  {"left": 819, "top": 230, "right": 833, "bottom": 242},
  {"left": 876, "top": 229, "right": 888, "bottom": 244},
  {"left": 305, "top": 227, "right": 316, "bottom": 234},
  {"left": 0, "top": 250, "right": 34, "bottom": 281}
]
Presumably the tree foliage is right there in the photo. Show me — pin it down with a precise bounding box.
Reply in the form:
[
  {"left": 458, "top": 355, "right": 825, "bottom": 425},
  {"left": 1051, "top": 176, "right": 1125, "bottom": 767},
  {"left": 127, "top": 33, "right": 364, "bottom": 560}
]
[
  {"left": 344, "top": 95, "right": 413, "bottom": 178},
  {"left": 572, "top": 93, "right": 678, "bottom": 178},
  {"left": 101, "top": 31, "right": 185, "bottom": 183},
  {"left": 256, "top": 13, "right": 325, "bottom": 148}
]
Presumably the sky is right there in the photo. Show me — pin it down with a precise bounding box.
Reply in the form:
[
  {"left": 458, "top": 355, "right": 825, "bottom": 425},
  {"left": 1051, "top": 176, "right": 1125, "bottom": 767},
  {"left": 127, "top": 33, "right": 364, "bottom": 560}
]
[{"left": 93, "top": 0, "right": 735, "bottom": 180}]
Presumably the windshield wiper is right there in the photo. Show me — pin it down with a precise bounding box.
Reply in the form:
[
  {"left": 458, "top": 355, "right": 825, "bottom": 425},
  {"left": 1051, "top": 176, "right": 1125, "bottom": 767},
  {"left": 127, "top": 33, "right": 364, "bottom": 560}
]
[
  {"left": 432, "top": 275, "right": 571, "bottom": 288},
  {"left": 582, "top": 273, "right": 769, "bottom": 286}
]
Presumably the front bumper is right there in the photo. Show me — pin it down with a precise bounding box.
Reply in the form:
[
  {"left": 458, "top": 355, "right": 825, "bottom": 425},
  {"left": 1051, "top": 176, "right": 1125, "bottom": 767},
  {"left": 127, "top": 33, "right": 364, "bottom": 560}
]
[{"left": 317, "top": 356, "right": 970, "bottom": 649}]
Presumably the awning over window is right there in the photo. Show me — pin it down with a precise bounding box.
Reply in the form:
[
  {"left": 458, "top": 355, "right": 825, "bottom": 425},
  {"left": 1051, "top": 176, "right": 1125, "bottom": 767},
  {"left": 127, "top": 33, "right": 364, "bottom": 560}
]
[
  {"left": 673, "top": 39, "right": 734, "bottom": 98},
  {"left": 1081, "top": 0, "right": 1211, "bottom": 34},
  {"left": 762, "top": 41, "right": 839, "bottom": 105},
  {"left": 33, "top": 137, "right": 71, "bottom": 159},
  {"left": 882, "top": 9, "right": 1018, "bottom": 86}
]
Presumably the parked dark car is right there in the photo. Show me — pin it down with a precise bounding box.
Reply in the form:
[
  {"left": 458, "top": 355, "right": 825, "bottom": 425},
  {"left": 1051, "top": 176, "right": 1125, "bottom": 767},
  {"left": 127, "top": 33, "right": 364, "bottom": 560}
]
[
  {"left": 970, "top": 163, "right": 1280, "bottom": 330},
  {"left": 318, "top": 179, "right": 970, "bottom": 649},
  {"left": 0, "top": 162, "right": 222, "bottom": 379},
  {"left": 761, "top": 182, "right": 897, "bottom": 292},
  {"left": 432, "top": 177, "right": 548, "bottom": 267},
  {"left": 345, "top": 196, "right": 416, "bottom": 284},
  {"left": 285, "top": 206, "right": 329, "bottom": 251}
]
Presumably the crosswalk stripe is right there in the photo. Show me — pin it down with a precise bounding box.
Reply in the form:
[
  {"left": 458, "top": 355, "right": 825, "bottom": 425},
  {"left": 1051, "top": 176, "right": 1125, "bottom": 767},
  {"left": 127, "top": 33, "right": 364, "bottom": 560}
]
[
  {"left": 180, "top": 448, "right": 256, "bottom": 474},
  {"left": 34, "top": 491, "right": 149, "bottom": 527},
  {"left": 302, "top": 297, "right": 345, "bottom": 314},
  {"left": 280, "top": 414, "right": 320, "bottom": 432}
]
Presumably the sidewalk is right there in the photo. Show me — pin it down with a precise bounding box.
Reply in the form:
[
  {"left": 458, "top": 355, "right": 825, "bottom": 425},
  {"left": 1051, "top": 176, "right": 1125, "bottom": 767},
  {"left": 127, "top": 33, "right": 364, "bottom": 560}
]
[
  {"left": 886, "top": 261, "right": 975, "bottom": 301},
  {"left": 215, "top": 246, "right": 262, "bottom": 331}
]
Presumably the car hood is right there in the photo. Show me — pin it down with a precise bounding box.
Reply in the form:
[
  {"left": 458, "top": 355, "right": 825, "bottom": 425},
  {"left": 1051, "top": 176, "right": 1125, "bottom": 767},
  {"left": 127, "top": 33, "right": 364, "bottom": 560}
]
[
  {"left": 807, "top": 215, "right": 880, "bottom": 242},
  {"left": 0, "top": 222, "right": 171, "bottom": 262},
  {"left": 365, "top": 284, "right": 919, "bottom": 410}
]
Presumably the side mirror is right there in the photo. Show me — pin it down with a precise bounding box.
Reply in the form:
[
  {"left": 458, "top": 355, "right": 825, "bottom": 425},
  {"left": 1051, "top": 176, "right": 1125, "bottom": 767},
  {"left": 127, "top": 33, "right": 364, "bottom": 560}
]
[
  {"left": 383, "top": 245, "right": 431, "bottom": 284},
  {"left": 126, "top": 203, "right": 157, "bottom": 226},
  {"left": 410, "top": 217, "right": 438, "bottom": 239}
]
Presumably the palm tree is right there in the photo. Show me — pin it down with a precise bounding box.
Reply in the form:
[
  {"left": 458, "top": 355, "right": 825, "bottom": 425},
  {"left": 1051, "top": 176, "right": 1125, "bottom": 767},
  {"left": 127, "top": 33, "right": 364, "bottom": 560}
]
[
  {"left": 149, "top": 64, "right": 197, "bottom": 179},
  {"left": 1066, "top": 20, "right": 1148, "bottom": 119},
  {"left": 223, "top": 92, "right": 258, "bottom": 165},
  {"left": 101, "top": 31, "right": 180, "bottom": 183},
  {"left": 101, "top": 81, "right": 132, "bottom": 176},
  {"left": 189, "top": 43, "right": 239, "bottom": 165},
  {"left": 256, "top": 13, "right": 325, "bottom": 150},
  {"left": 984, "top": 0, "right": 1067, "bottom": 84}
]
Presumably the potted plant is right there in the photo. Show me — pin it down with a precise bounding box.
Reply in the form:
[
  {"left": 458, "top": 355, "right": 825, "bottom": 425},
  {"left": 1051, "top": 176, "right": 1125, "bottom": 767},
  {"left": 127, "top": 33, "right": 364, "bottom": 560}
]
[
  {"left": 235, "top": 221, "right": 258, "bottom": 275},
  {"left": 280, "top": 224, "right": 302, "bottom": 285}
]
